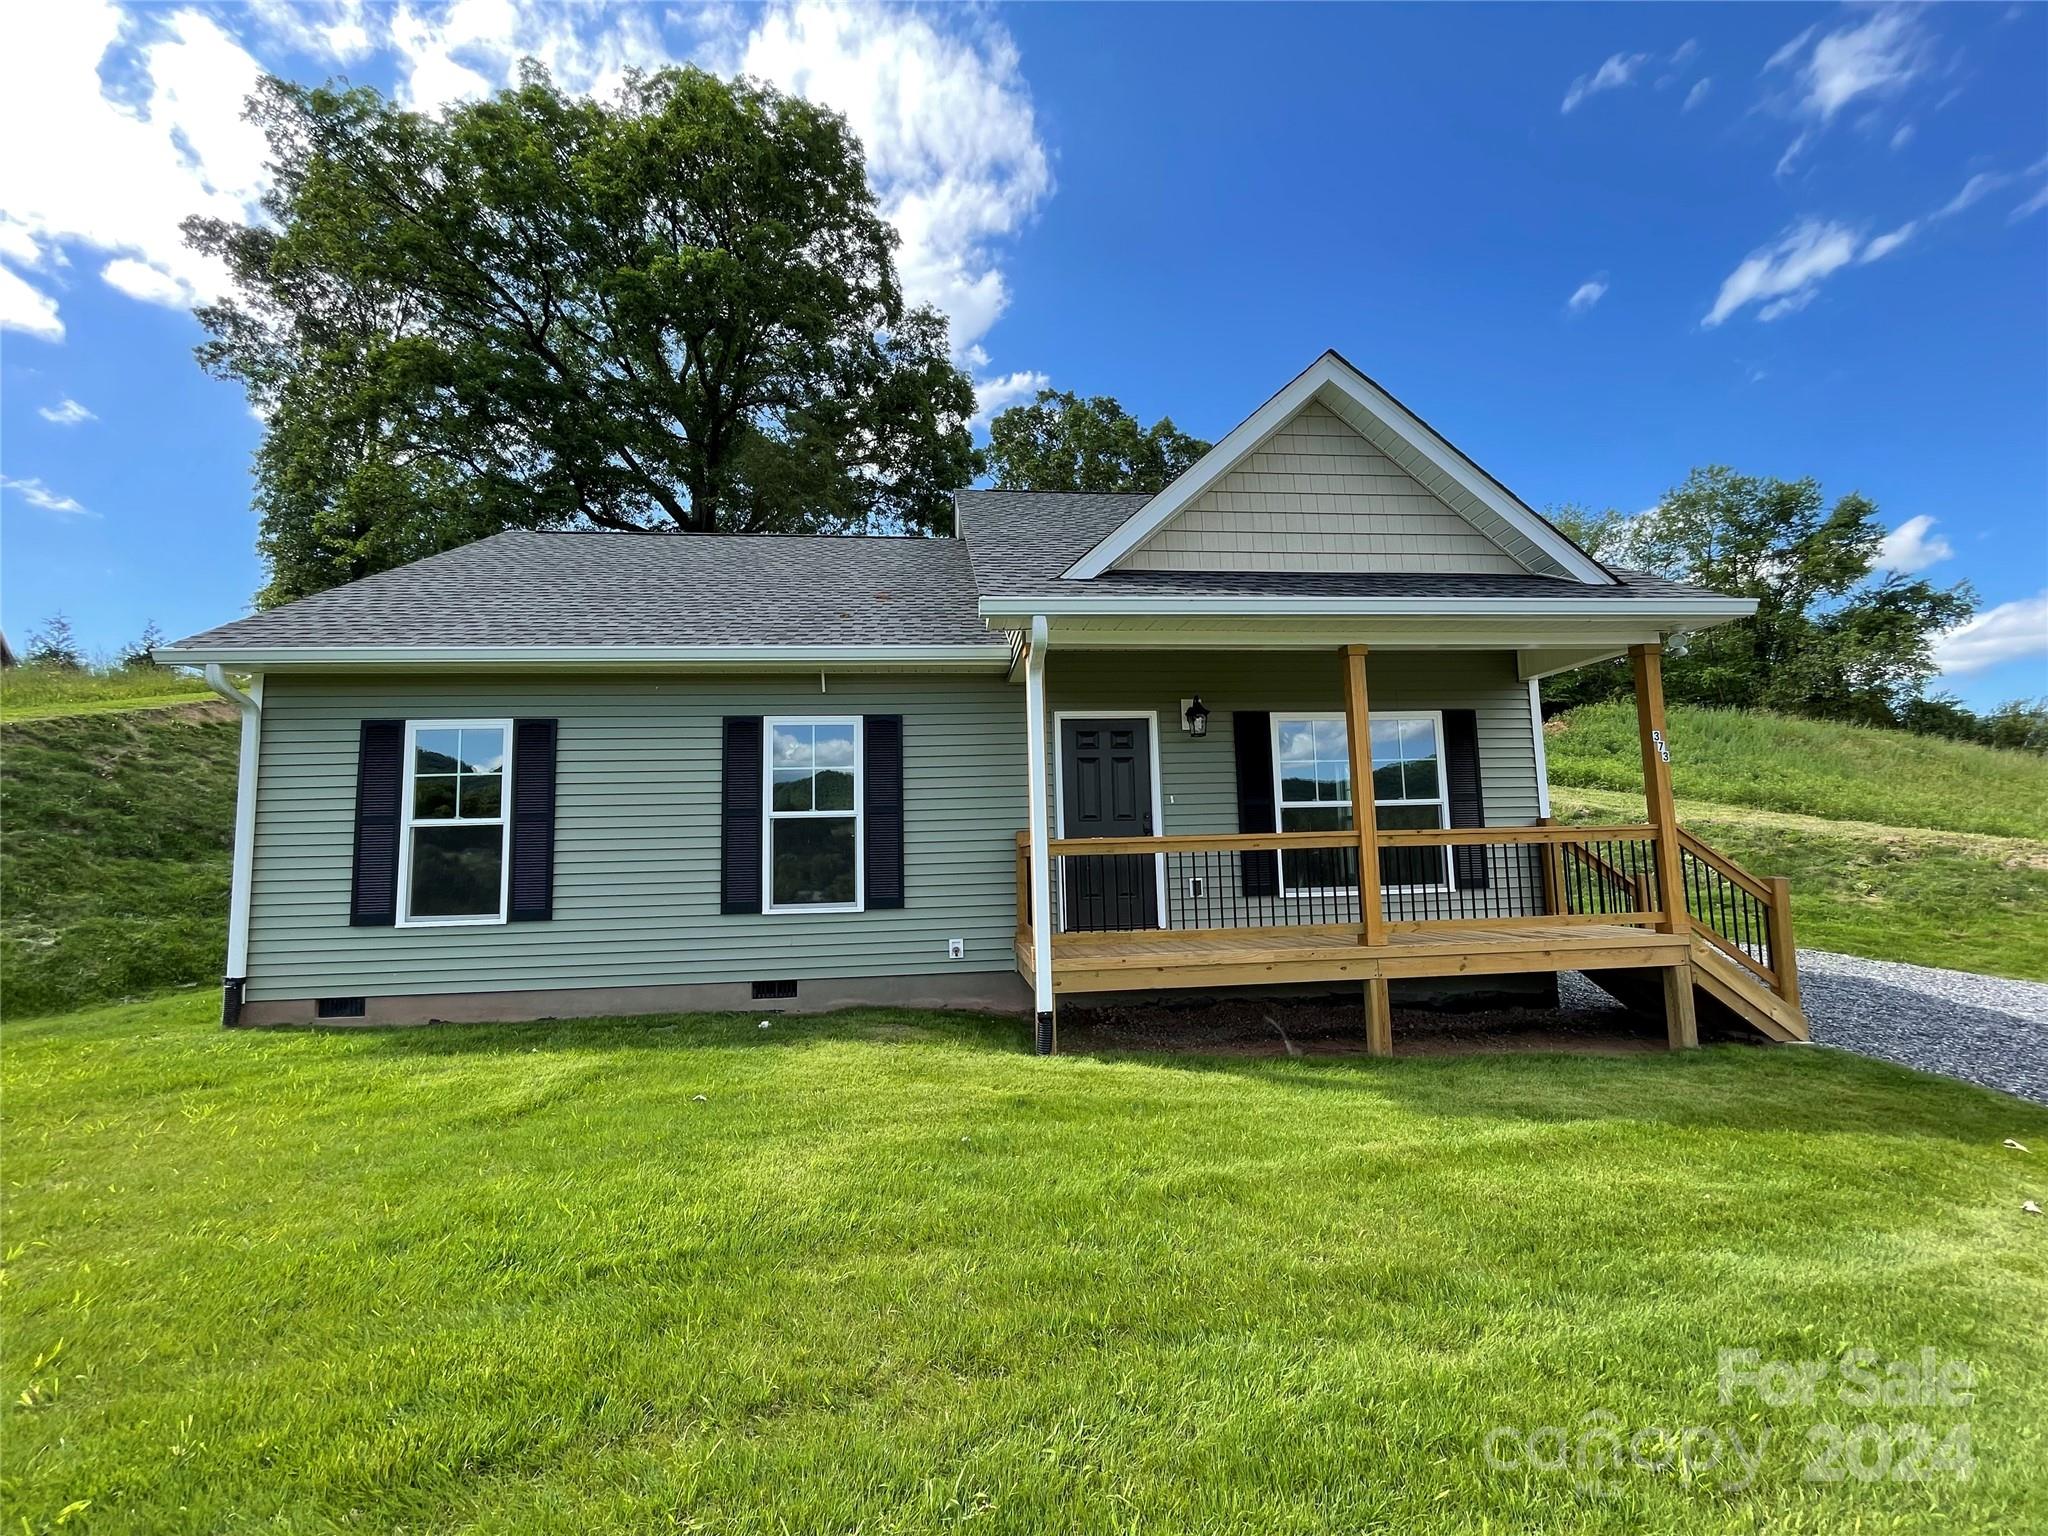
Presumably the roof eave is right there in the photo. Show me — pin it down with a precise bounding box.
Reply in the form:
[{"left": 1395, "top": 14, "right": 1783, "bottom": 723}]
[
  {"left": 975, "top": 594, "right": 1756, "bottom": 622},
  {"left": 152, "top": 642, "right": 1012, "bottom": 672}
]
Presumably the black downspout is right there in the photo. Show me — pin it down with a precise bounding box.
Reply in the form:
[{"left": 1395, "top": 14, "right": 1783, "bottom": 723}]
[{"left": 222, "top": 976, "right": 245, "bottom": 1028}]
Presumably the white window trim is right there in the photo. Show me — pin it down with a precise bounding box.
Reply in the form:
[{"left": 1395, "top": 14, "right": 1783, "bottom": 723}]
[
  {"left": 762, "top": 715, "right": 865, "bottom": 915},
  {"left": 396, "top": 717, "right": 514, "bottom": 928},
  {"left": 1052, "top": 709, "right": 1168, "bottom": 931},
  {"left": 1271, "top": 709, "right": 1452, "bottom": 898}
]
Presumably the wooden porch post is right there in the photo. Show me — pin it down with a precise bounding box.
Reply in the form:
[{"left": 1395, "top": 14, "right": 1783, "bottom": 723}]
[
  {"left": 1341, "top": 645, "right": 1384, "bottom": 947},
  {"left": 1661, "top": 960, "right": 1700, "bottom": 1050},
  {"left": 1629, "top": 643, "right": 1687, "bottom": 937},
  {"left": 1362, "top": 978, "right": 1393, "bottom": 1058}
]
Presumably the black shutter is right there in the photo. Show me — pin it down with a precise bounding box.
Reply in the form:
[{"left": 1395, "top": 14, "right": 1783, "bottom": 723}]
[
  {"left": 863, "top": 715, "right": 905, "bottom": 909},
  {"left": 1232, "top": 709, "right": 1279, "bottom": 897},
  {"left": 721, "top": 717, "right": 764, "bottom": 914},
  {"left": 508, "top": 719, "right": 557, "bottom": 921},
  {"left": 349, "top": 719, "right": 404, "bottom": 926},
  {"left": 1444, "top": 708, "right": 1489, "bottom": 889}
]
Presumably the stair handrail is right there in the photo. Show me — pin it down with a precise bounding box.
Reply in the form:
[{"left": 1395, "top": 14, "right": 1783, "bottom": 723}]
[{"left": 1673, "top": 829, "right": 1801, "bottom": 1010}]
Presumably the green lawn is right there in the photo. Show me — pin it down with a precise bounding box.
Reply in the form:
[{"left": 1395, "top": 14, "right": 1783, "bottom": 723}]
[
  {"left": 0, "top": 705, "right": 238, "bottom": 1016},
  {"left": 1555, "top": 787, "right": 2048, "bottom": 982},
  {"left": 1546, "top": 702, "right": 2048, "bottom": 841},
  {"left": 0, "top": 666, "right": 213, "bottom": 722},
  {"left": 4, "top": 994, "right": 2045, "bottom": 1534}
]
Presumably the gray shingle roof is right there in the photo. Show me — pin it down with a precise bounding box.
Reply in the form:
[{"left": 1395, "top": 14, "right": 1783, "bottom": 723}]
[
  {"left": 165, "top": 498, "right": 1742, "bottom": 660},
  {"left": 166, "top": 530, "right": 1002, "bottom": 653},
  {"left": 950, "top": 491, "right": 1718, "bottom": 603}
]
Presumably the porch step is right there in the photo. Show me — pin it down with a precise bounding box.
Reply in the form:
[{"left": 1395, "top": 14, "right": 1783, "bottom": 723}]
[{"left": 1582, "top": 934, "right": 1809, "bottom": 1043}]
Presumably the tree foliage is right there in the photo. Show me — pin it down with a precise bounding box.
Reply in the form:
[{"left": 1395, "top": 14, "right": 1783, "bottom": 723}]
[
  {"left": 1546, "top": 467, "right": 1977, "bottom": 728},
  {"left": 22, "top": 614, "right": 84, "bottom": 671},
  {"left": 186, "top": 65, "right": 978, "bottom": 606},
  {"left": 982, "top": 389, "right": 1210, "bottom": 495}
]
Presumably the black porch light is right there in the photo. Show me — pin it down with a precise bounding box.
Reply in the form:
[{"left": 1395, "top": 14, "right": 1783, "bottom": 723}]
[{"left": 1184, "top": 695, "right": 1211, "bottom": 738}]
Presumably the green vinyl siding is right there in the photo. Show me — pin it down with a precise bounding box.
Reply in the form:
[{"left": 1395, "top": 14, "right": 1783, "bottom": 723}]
[
  {"left": 242, "top": 651, "right": 1546, "bottom": 1002},
  {"left": 1043, "top": 649, "right": 1545, "bottom": 926},
  {"left": 245, "top": 673, "right": 1026, "bottom": 1002}
]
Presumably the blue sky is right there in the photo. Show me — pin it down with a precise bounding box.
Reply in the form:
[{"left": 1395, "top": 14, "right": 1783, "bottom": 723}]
[{"left": 3, "top": 2, "right": 2044, "bottom": 705}]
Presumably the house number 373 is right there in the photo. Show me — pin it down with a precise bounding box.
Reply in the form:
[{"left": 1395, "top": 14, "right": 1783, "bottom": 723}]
[{"left": 1651, "top": 728, "right": 1671, "bottom": 764}]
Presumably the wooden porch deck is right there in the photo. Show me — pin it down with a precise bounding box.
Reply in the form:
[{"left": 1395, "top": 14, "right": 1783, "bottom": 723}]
[{"left": 1017, "top": 921, "right": 1687, "bottom": 995}]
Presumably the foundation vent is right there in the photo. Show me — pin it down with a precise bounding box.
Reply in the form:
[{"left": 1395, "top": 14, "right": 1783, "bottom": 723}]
[
  {"left": 315, "top": 996, "right": 367, "bottom": 1019},
  {"left": 751, "top": 979, "right": 799, "bottom": 1001}
]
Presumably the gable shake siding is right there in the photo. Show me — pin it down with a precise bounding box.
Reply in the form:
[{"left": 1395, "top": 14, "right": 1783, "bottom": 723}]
[
  {"left": 1117, "top": 403, "right": 1533, "bottom": 576},
  {"left": 245, "top": 673, "right": 1026, "bottom": 1004}
]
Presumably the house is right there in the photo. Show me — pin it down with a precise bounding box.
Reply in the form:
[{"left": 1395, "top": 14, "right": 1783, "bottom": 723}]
[{"left": 158, "top": 352, "right": 1808, "bottom": 1052}]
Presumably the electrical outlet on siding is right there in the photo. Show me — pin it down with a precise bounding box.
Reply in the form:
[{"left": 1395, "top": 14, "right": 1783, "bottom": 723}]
[{"left": 947, "top": 938, "right": 965, "bottom": 960}]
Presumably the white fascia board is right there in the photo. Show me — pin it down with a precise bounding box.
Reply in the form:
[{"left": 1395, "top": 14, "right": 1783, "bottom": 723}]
[
  {"left": 1060, "top": 351, "right": 1615, "bottom": 585},
  {"left": 977, "top": 594, "right": 1755, "bottom": 621},
  {"left": 152, "top": 643, "right": 1011, "bottom": 672}
]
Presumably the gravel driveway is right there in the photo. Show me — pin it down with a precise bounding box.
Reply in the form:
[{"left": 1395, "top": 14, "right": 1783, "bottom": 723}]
[{"left": 1564, "top": 951, "right": 2048, "bottom": 1105}]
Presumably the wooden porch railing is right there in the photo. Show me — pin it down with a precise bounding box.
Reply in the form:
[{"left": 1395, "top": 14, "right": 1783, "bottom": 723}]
[
  {"left": 1017, "top": 824, "right": 1673, "bottom": 936},
  {"left": 1014, "top": 821, "right": 1802, "bottom": 1013}
]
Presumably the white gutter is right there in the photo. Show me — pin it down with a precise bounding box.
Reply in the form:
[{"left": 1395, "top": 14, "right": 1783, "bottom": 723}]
[
  {"left": 154, "top": 642, "right": 1010, "bottom": 671},
  {"left": 1022, "top": 616, "right": 1056, "bottom": 1049},
  {"left": 203, "top": 664, "right": 261, "bottom": 1026},
  {"left": 978, "top": 594, "right": 1756, "bottom": 621}
]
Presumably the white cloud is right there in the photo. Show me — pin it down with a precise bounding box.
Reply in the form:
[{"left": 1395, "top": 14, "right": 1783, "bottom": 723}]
[
  {"left": 1933, "top": 592, "right": 2048, "bottom": 676},
  {"left": 2013, "top": 183, "right": 2048, "bottom": 223},
  {"left": 1562, "top": 52, "right": 1649, "bottom": 114},
  {"left": 1936, "top": 172, "right": 2009, "bottom": 220},
  {"left": 0, "top": 1, "right": 271, "bottom": 327},
  {"left": 1764, "top": 26, "right": 1817, "bottom": 74},
  {"left": 734, "top": 3, "right": 1051, "bottom": 359},
  {"left": 1797, "top": 10, "right": 1927, "bottom": 121},
  {"left": 1875, "top": 515, "right": 1952, "bottom": 574},
  {"left": 1683, "top": 78, "right": 1712, "bottom": 113},
  {"left": 0, "top": 474, "right": 97, "bottom": 518},
  {"left": 0, "top": 263, "right": 64, "bottom": 340},
  {"left": 1859, "top": 221, "right": 1917, "bottom": 263},
  {"left": 101, "top": 256, "right": 190, "bottom": 306},
  {"left": 968, "top": 369, "right": 1050, "bottom": 430},
  {"left": 0, "top": 1, "right": 1051, "bottom": 368},
  {"left": 1702, "top": 220, "right": 1860, "bottom": 327},
  {"left": 1890, "top": 122, "right": 1915, "bottom": 150},
  {"left": 37, "top": 397, "right": 96, "bottom": 426},
  {"left": 1774, "top": 131, "right": 1811, "bottom": 180},
  {"left": 1670, "top": 39, "right": 1699, "bottom": 69},
  {"left": 1566, "top": 276, "right": 1608, "bottom": 314}
]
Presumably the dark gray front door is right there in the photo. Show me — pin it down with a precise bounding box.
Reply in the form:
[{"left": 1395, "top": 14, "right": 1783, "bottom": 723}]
[{"left": 1059, "top": 717, "right": 1159, "bottom": 931}]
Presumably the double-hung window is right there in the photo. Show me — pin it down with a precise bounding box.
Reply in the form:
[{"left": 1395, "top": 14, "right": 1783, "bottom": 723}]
[
  {"left": 1271, "top": 711, "right": 1450, "bottom": 895},
  {"left": 399, "top": 720, "right": 511, "bottom": 925},
  {"left": 764, "top": 717, "right": 863, "bottom": 912}
]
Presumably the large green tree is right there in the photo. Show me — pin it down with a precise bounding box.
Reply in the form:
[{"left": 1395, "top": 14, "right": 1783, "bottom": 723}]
[
  {"left": 982, "top": 389, "right": 1210, "bottom": 494},
  {"left": 1547, "top": 468, "right": 1975, "bottom": 724},
  {"left": 187, "top": 65, "right": 978, "bottom": 606}
]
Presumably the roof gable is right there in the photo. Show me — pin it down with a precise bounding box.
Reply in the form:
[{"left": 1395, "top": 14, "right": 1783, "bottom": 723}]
[
  {"left": 1064, "top": 351, "right": 1613, "bottom": 585},
  {"left": 1115, "top": 399, "right": 1533, "bottom": 575}
]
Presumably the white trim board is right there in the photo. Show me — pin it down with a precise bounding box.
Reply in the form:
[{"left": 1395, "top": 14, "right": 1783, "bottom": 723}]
[
  {"left": 152, "top": 643, "right": 1010, "bottom": 672},
  {"left": 1060, "top": 351, "right": 1615, "bottom": 585},
  {"left": 1052, "top": 709, "right": 1169, "bottom": 932}
]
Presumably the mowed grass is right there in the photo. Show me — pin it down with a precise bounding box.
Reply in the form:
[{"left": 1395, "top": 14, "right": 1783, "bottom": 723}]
[
  {"left": 0, "top": 667, "right": 213, "bottom": 722},
  {"left": 1555, "top": 786, "right": 2048, "bottom": 982},
  {"left": 0, "top": 704, "right": 237, "bottom": 1015},
  {"left": 1547, "top": 702, "right": 2048, "bottom": 840},
  {"left": 5, "top": 994, "right": 2047, "bottom": 1534}
]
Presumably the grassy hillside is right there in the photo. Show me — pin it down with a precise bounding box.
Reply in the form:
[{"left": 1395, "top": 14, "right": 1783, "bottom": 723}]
[
  {"left": 0, "top": 664, "right": 214, "bottom": 721},
  {"left": 5, "top": 993, "right": 2044, "bottom": 1534},
  {"left": 0, "top": 703, "right": 237, "bottom": 1016},
  {"left": 1555, "top": 785, "right": 2048, "bottom": 982},
  {"left": 1547, "top": 700, "right": 2048, "bottom": 840}
]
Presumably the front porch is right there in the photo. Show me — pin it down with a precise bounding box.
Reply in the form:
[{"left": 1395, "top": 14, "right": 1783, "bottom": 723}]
[{"left": 1011, "top": 638, "right": 1807, "bottom": 1055}]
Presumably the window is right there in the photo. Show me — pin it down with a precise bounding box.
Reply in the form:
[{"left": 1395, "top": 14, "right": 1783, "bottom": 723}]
[
  {"left": 1271, "top": 712, "right": 1450, "bottom": 895},
  {"left": 398, "top": 720, "right": 511, "bottom": 925},
  {"left": 764, "top": 717, "right": 862, "bottom": 912}
]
